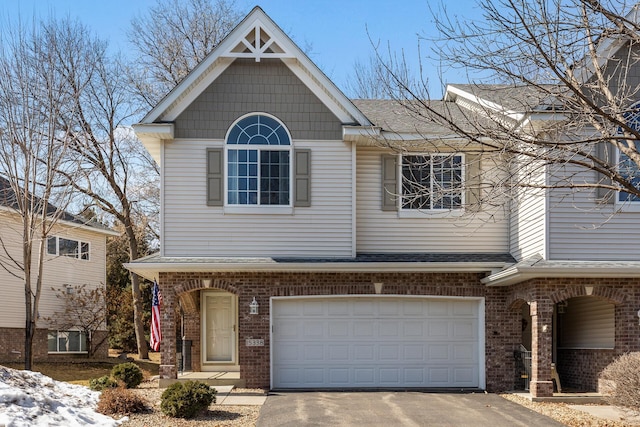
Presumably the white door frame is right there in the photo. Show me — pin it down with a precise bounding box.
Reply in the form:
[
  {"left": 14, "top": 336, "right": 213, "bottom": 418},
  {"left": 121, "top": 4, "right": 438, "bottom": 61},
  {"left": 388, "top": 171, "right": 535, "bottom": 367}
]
[
  {"left": 201, "top": 290, "right": 238, "bottom": 368},
  {"left": 270, "top": 295, "right": 486, "bottom": 389}
]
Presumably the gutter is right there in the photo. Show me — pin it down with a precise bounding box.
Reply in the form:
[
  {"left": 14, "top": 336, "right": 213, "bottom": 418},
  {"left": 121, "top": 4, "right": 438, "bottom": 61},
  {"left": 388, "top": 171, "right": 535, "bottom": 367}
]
[
  {"left": 482, "top": 265, "right": 640, "bottom": 287},
  {"left": 125, "top": 260, "right": 510, "bottom": 282}
]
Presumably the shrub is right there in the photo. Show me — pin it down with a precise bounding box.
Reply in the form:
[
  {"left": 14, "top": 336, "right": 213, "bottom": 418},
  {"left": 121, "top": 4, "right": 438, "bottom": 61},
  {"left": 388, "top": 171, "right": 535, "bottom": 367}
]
[
  {"left": 89, "top": 375, "right": 119, "bottom": 391},
  {"left": 97, "top": 387, "right": 147, "bottom": 415},
  {"left": 111, "top": 362, "right": 143, "bottom": 389},
  {"left": 599, "top": 352, "right": 640, "bottom": 410},
  {"left": 160, "top": 381, "right": 216, "bottom": 419}
]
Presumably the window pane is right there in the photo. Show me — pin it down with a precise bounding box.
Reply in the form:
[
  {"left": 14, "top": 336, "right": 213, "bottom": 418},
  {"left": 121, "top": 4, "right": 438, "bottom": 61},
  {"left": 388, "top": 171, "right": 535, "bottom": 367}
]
[
  {"left": 68, "top": 331, "right": 81, "bottom": 352},
  {"left": 402, "top": 155, "right": 462, "bottom": 210},
  {"left": 81, "top": 242, "right": 89, "bottom": 260},
  {"left": 58, "top": 238, "right": 78, "bottom": 258},
  {"left": 48, "top": 332, "right": 57, "bottom": 352},
  {"left": 58, "top": 332, "right": 69, "bottom": 352},
  {"left": 47, "top": 237, "right": 57, "bottom": 255},
  {"left": 619, "top": 146, "right": 640, "bottom": 202}
]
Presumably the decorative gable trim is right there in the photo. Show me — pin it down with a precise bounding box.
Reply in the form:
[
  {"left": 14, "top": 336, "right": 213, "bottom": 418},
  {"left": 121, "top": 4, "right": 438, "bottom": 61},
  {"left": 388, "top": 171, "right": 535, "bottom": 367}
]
[{"left": 139, "top": 6, "right": 370, "bottom": 127}]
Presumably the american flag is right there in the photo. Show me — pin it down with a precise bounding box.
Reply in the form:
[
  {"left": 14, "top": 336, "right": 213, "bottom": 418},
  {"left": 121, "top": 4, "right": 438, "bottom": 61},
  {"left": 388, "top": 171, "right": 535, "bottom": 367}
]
[{"left": 150, "top": 281, "right": 162, "bottom": 351}]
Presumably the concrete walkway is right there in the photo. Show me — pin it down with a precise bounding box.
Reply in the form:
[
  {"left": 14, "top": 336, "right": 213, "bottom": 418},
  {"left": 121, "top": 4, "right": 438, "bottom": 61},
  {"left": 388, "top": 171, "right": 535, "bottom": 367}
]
[
  {"left": 569, "top": 404, "right": 640, "bottom": 425},
  {"left": 215, "top": 385, "right": 267, "bottom": 406}
]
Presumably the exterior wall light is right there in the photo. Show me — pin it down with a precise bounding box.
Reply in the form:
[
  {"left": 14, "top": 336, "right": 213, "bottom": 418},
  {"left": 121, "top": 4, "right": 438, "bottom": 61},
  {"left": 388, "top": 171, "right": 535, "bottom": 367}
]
[
  {"left": 249, "top": 297, "right": 259, "bottom": 315},
  {"left": 637, "top": 309, "right": 640, "bottom": 325}
]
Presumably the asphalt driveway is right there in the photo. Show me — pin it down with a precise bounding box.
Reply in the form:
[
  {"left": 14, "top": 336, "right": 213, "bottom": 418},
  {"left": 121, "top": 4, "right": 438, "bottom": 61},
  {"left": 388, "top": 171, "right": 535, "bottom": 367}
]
[{"left": 256, "top": 391, "right": 564, "bottom": 427}]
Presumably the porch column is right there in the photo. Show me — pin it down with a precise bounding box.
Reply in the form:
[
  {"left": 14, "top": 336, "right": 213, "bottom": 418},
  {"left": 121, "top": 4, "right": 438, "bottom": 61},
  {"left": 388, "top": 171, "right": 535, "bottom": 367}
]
[
  {"left": 529, "top": 300, "right": 554, "bottom": 397},
  {"left": 159, "top": 279, "right": 178, "bottom": 379}
]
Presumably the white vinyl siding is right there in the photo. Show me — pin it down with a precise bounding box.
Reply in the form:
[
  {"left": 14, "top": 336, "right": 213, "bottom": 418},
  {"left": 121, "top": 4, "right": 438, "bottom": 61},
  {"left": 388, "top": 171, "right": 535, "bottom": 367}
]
[
  {"left": 163, "top": 139, "right": 353, "bottom": 257},
  {"left": 0, "top": 213, "right": 108, "bottom": 329},
  {"left": 557, "top": 297, "right": 614, "bottom": 349},
  {"left": 548, "top": 166, "right": 640, "bottom": 260},
  {"left": 356, "top": 147, "right": 508, "bottom": 253}
]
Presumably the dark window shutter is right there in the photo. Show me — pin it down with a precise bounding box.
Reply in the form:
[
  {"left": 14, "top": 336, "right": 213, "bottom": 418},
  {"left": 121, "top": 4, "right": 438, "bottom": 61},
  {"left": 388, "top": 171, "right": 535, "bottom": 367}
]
[
  {"left": 465, "top": 153, "right": 481, "bottom": 211},
  {"left": 294, "top": 149, "right": 311, "bottom": 207},
  {"left": 596, "top": 143, "right": 614, "bottom": 204},
  {"left": 382, "top": 154, "right": 398, "bottom": 211},
  {"left": 207, "top": 148, "right": 223, "bottom": 206}
]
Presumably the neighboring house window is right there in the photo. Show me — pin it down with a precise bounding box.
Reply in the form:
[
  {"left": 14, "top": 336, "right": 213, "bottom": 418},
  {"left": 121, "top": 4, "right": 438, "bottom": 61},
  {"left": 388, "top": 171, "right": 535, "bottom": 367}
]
[
  {"left": 47, "top": 330, "right": 87, "bottom": 353},
  {"left": 226, "top": 114, "right": 291, "bottom": 205},
  {"left": 401, "top": 154, "right": 464, "bottom": 210},
  {"left": 47, "top": 237, "right": 90, "bottom": 260}
]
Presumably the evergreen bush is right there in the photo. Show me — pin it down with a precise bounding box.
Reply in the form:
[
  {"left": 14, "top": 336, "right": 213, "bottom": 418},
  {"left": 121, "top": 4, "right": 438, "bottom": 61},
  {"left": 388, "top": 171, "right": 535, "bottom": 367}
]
[{"left": 160, "top": 380, "right": 216, "bottom": 419}]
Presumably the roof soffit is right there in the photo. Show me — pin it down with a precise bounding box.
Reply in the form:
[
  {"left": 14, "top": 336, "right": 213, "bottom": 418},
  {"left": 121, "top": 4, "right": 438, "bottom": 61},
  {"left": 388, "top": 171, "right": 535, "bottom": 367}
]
[{"left": 140, "top": 7, "right": 370, "bottom": 126}]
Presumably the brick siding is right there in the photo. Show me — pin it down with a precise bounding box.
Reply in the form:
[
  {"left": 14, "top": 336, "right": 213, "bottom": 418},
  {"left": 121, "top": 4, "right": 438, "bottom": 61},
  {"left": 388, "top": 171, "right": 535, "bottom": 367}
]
[
  {"left": 157, "top": 272, "right": 640, "bottom": 394},
  {"left": 0, "top": 328, "right": 108, "bottom": 363}
]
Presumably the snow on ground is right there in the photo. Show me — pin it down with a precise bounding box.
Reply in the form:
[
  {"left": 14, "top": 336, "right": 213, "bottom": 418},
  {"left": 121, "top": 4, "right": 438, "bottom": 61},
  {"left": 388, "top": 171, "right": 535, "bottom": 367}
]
[{"left": 0, "top": 365, "right": 124, "bottom": 427}]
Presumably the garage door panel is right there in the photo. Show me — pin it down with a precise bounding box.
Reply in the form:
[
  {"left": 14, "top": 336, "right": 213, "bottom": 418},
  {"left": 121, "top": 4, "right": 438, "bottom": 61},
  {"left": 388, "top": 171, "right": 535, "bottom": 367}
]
[
  {"left": 354, "top": 344, "right": 374, "bottom": 361},
  {"left": 328, "top": 345, "right": 349, "bottom": 361},
  {"left": 272, "top": 297, "right": 481, "bottom": 389},
  {"left": 353, "top": 321, "right": 374, "bottom": 337}
]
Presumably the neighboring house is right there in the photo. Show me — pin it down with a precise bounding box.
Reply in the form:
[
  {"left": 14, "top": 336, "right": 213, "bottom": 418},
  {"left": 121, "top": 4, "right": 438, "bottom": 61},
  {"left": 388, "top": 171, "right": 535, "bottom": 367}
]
[
  {"left": 0, "top": 177, "right": 118, "bottom": 362},
  {"left": 128, "top": 7, "right": 640, "bottom": 397}
]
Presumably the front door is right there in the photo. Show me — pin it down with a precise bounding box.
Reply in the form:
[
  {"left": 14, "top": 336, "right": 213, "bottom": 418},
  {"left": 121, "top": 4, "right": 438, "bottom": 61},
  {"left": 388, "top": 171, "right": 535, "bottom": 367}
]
[{"left": 202, "top": 292, "right": 236, "bottom": 364}]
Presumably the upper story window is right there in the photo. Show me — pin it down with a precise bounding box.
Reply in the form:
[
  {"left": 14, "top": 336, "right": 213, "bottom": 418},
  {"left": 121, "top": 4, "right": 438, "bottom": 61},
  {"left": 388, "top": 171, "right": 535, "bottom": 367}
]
[
  {"left": 618, "top": 105, "right": 640, "bottom": 203},
  {"left": 401, "top": 154, "right": 464, "bottom": 210},
  {"left": 226, "top": 114, "right": 291, "bottom": 206},
  {"left": 47, "top": 236, "right": 90, "bottom": 260}
]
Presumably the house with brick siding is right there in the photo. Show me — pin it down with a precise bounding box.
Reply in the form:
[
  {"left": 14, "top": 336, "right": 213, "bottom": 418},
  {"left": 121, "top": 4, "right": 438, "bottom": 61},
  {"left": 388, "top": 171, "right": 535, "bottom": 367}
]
[
  {"left": 127, "top": 6, "right": 640, "bottom": 397},
  {"left": 0, "top": 177, "right": 117, "bottom": 362}
]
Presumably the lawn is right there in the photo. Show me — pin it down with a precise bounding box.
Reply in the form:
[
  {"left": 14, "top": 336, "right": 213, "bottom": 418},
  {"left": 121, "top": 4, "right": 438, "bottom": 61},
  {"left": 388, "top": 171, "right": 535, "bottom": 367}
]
[{"left": 4, "top": 351, "right": 160, "bottom": 386}]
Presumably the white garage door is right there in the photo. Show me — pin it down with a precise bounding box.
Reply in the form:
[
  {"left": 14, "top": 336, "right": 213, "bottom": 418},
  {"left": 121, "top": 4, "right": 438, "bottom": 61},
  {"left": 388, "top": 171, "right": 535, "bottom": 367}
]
[{"left": 271, "top": 296, "right": 483, "bottom": 389}]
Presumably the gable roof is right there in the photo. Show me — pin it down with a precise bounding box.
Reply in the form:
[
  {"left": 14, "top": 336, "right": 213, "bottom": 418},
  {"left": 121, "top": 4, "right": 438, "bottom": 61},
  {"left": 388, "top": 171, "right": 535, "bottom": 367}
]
[
  {"left": 0, "top": 176, "right": 118, "bottom": 236},
  {"left": 135, "top": 6, "right": 369, "bottom": 135}
]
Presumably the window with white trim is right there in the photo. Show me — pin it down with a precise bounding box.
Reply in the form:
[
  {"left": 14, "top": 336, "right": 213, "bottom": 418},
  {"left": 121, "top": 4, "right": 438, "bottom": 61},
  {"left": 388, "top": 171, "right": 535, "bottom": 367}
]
[
  {"left": 47, "top": 237, "right": 90, "bottom": 260},
  {"left": 47, "top": 330, "right": 87, "bottom": 353},
  {"left": 226, "top": 114, "right": 291, "bottom": 206},
  {"left": 401, "top": 154, "right": 464, "bottom": 210}
]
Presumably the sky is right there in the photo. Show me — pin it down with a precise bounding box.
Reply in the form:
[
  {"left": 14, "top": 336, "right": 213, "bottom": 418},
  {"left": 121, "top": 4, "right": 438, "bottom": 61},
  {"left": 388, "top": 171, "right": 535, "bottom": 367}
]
[
  {"left": 0, "top": 365, "right": 123, "bottom": 426},
  {"left": 0, "top": 0, "right": 480, "bottom": 97}
]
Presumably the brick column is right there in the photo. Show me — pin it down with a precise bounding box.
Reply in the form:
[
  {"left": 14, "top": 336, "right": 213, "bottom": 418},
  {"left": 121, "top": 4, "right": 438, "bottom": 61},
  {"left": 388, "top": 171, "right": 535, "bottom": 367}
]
[
  {"left": 183, "top": 311, "right": 201, "bottom": 372},
  {"left": 529, "top": 300, "right": 554, "bottom": 397},
  {"left": 159, "top": 277, "right": 177, "bottom": 380}
]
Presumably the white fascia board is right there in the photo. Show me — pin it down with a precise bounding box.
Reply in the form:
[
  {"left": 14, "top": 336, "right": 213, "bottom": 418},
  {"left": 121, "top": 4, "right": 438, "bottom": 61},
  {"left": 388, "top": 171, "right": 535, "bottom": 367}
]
[
  {"left": 159, "top": 58, "right": 235, "bottom": 122},
  {"left": 343, "top": 126, "right": 492, "bottom": 146},
  {"left": 124, "top": 260, "right": 509, "bottom": 282},
  {"left": 482, "top": 265, "right": 640, "bottom": 286},
  {"left": 132, "top": 123, "right": 174, "bottom": 166},
  {"left": 446, "top": 85, "right": 525, "bottom": 119}
]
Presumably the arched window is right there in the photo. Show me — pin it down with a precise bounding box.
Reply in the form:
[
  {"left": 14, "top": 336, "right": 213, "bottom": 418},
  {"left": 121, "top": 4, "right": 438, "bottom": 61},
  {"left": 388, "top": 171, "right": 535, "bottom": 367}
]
[{"left": 226, "top": 114, "right": 292, "bottom": 205}]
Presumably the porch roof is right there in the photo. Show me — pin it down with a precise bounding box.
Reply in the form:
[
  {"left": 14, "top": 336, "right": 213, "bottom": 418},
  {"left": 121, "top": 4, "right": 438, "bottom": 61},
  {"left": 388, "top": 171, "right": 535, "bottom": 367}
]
[
  {"left": 482, "top": 255, "right": 640, "bottom": 286},
  {"left": 124, "top": 252, "right": 515, "bottom": 282}
]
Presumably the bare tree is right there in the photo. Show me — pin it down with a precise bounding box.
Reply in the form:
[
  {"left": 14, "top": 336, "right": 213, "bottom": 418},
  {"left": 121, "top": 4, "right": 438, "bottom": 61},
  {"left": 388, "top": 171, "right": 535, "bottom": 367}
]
[
  {"left": 53, "top": 44, "right": 158, "bottom": 359},
  {"left": 128, "top": 0, "right": 243, "bottom": 108},
  {"left": 44, "top": 284, "right": 108, "bottom": 357},
  {"left": 0, "top": 17, "right": 89, "bottom": 369},
  {"left": 368, "top": 0, "right": 640, "bottom": 211}
]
